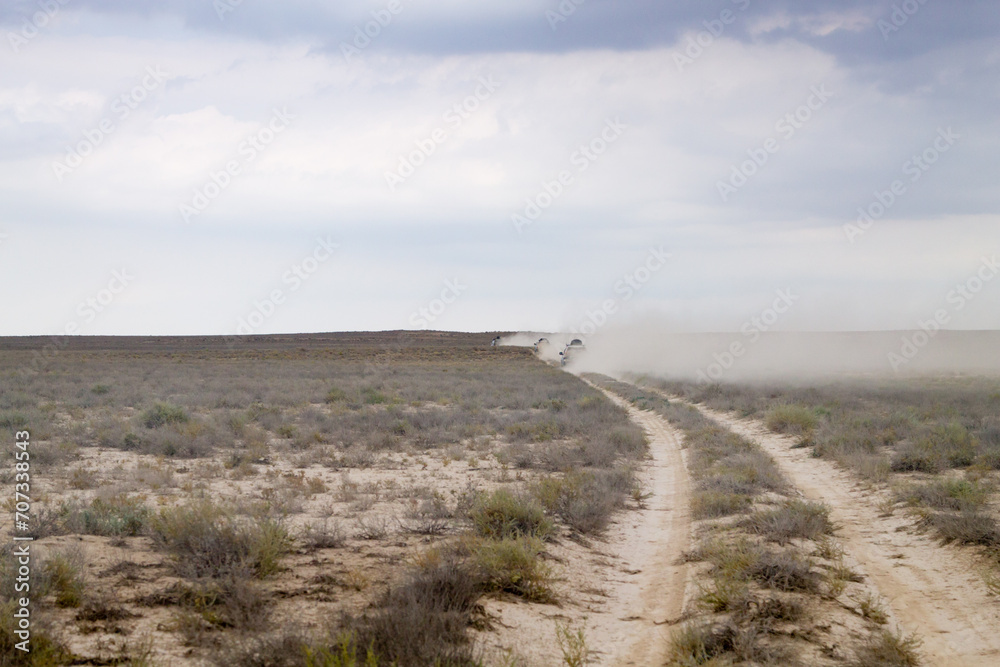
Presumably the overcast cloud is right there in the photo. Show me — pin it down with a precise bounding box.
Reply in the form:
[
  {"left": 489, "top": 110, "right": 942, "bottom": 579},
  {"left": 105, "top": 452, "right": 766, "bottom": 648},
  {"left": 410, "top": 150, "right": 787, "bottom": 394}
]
[{"left": 2, "top": 0, "right": 998, "bottom": 336}]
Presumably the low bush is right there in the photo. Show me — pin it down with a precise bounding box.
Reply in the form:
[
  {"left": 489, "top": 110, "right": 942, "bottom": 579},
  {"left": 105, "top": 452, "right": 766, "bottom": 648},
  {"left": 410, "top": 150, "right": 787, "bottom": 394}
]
[
  {"left": 891, "top": 423, "right": 978, "bottom": 473},
  {"left": 850, "top": 629, "right": 921, "bottom": 667},
  {"left": 301, "top": 520, "right": 346, "bottom": 550},
  {"left": 898, "top": 478, "right": 990, "bottom": 512},
  {"left": 711, "top": 452, "right": 787, "bottom": 496},
  {"left": 335, "top": 553, "right": 483, "bottom": 666},
  {"left": 141, "top": 402, "right": 190, "bottom": 429},
  {"left": 691, "top": 538, "right": 819, "bottom": 593},
  {"left": 325, "top": 387, "right": 348, "bottom": 403},
  {"left": 80, "top": 495, "right": 150, "bottom": 537},
  {"left": 742, "top": 500, "right": 833, "bottom": 544},
  {"left": 691, "top": 490, "right": 752, "bottom": 519},
  {"left": 748, "top": 549, "right": 820, "bottom": 593},
  {"left": 0, "top": 412, "right": 30, "bottom": 434},
  {"left": 467, "top": 536, "right": 553, "bottom": 603},
  {"left": 469, "top": 489, "right": 552, "bottom": 540},
  {"left": 890, "top": 441, "right": 942, "bottom": 473},
  {"left": 922, "top": 510, "right": 1000, "bottom": 547},
  {"left": 41, "top": 549, "right": 86, "bottom": 608},
  {"left": 764, "top": 405, "right": 818, "bottom": 438},
  {"left": 535, "top": 467, "right": 636, "bottom": 533},
  {"left": 174, "top": 576, "right": 272, "bottom": 645},
  {"left": 361, "top": 388, "right": 391, "bottom": 405},
  {"left": 0, "top": 599, "right": 70, "bottom": 667},
  {"left": 150, "top": 500, "right": 290, "bottom": 579},
  {"left": 668, "top": 619, "right": 788, "bottom": 666}
]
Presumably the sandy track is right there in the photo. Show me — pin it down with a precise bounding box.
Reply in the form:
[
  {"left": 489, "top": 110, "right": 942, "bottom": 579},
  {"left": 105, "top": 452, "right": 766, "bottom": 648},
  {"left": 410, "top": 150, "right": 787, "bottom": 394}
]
[
  {"left": 476, "top": 383, "right": 692, "bottom": 665},
  {"left": 590, "top": 385, "right": 693, "bottom": 666},
  {"left": 690, "top": 401, "right": 1000, "bottom": 667}
]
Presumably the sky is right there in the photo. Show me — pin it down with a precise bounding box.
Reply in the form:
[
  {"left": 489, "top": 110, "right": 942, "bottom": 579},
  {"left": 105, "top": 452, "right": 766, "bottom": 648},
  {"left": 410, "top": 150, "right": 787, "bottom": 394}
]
[{"left": 2, "top": 0, "right": 999, "bottom": 337}]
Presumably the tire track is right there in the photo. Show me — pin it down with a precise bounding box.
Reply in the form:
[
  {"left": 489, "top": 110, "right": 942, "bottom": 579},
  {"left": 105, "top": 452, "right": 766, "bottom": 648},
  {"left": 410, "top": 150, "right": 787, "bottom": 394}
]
[
  {"left": 586, "top": 383, "right": 692, "bottom": 665},
  {"left": 686, "top": 400, "right": 1000, "bottom": 666}
]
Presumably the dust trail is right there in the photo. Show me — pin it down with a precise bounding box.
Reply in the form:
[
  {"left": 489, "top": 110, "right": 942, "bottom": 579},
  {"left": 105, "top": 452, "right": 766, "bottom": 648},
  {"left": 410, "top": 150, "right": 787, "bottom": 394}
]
[
  {"left": 498, "top": 332, "right": 576, "bottom": 364},
  {"left": 551, "top": 327, "right": 1000, "bottom": 381}
]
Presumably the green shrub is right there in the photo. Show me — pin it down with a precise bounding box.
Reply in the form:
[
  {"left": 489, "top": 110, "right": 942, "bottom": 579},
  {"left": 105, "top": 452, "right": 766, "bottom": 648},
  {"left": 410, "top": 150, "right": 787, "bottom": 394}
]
[
  {"left": 361, "top": 388, "right": 389, "bottom": 405},
  {"left": 898, "top": 478, "right": 990, "bottom": 512},
  {"left": 932, "top": 423, "right": 978, "bottom": 467},
  {"left": 41, "top": 550, "right": 85, "bottom": 608},
  {"left": 469, "top": 536, "right": 553, "bottom": 603},
  {"left": 142, "top": 402, "right": 189, "bottom": 429},
  {"left": 308, "top": 553, "right": 484, "bottom": 667},
  {"left": 0, "top": 600, "right": 70, "bottom": 666},
  {"left": 742, "top": 500, "right": 833, "bottom": 544},
  {"left": 890, "top": 441, "right": 942, "bottom": 473},
  {"left": 711, "top": 452, "right": 786, "bottom": 495},
  {"left": 850, "top": 629, "right": 921, "bottom": 667},
  {"left": 506, "top": 420, "right": 560, "bottom": 442},
  {"left": 690, "top": 538, "right": 819, "bottom": 593},
  {"left": 303, "top": 637, "right": 382, "bottom": 667},
  {"left": 325, "top": 388, "right": 348, "bottom": 404},
  {"left": 691, "top": 490, "right": 752, "bottom": 519},
  {"left": 469, "top": 489, "right": 552, "bottom": 540},
  {"left": 81, "top": 495, "right": 150, "bottom": 537},
  {"left": 0, "top": 412, "right": 29, "bottom": 434},
  {"left": 607, "top": 427, "right": 647, "bottom": 457},
  {"left": 922, "top": 510, "right": 1000, "bottom": 547},
  {"left": 668, "top": 619, "right": 787, "bottom": 666},
  {"left": 534, "top": 467, "right": 636, "bottom": 533},
  {"left": 150, "top": 501, "right": 290, "bottom": 579},
  {"left": 893, "top": 423, "right": 978, "bottom": 472},
  {"left": 764, "top": 405, "right": 818, "bottom": 437}
]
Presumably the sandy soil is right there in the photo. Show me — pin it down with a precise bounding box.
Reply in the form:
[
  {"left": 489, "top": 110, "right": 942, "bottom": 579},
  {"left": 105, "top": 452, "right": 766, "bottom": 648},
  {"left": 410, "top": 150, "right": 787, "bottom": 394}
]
[
  {"left": 477, "top": 384, "right": 692, "bottom": 665},
  {"left": 597, "top": 386, "right": 692, "bottom": 666},
  {"left": 691, "top": 401, "right": 1000, "bottom": 667}
]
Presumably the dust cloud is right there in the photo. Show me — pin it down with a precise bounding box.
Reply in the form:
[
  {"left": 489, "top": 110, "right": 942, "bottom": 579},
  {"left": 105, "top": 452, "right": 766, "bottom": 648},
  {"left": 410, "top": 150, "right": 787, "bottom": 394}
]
[
  {"left": 503, "top": 324, "right": 1000, "bottom": 382},
  {"left": 499, "top": 332, "right": 579, "bottom": 364}
]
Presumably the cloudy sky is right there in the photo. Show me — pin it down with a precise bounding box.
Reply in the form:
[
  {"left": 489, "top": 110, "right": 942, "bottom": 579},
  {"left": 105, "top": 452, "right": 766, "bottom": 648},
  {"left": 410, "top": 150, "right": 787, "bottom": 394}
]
[{"left": 2, "top": 0, "right": 998, "bottom": 337}]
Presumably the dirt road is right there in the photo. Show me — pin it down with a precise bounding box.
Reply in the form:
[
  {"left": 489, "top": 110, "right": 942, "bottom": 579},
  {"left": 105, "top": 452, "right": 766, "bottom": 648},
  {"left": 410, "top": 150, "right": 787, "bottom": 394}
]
[
  {"left": 590, "top": 385, "right": 693, "bottom": 665},
  {"left": 691, "top": 401, "right": 1000, "bottom": 667}
]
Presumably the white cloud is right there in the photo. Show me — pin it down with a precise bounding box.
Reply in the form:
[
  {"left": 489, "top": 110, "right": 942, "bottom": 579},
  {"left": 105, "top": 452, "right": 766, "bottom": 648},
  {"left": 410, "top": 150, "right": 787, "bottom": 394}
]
[{"left": 0, "top": 13, "right": 997, "bottom": 336}]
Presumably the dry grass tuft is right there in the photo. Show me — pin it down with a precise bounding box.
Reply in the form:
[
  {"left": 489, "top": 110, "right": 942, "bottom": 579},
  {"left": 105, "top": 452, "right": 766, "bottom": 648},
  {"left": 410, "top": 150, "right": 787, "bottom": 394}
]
[{"left": 150, "top": 500, "right": 290, "bottom": 579}]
